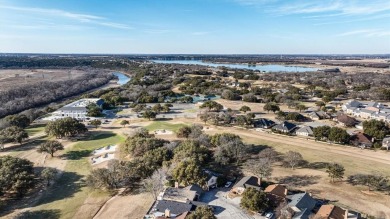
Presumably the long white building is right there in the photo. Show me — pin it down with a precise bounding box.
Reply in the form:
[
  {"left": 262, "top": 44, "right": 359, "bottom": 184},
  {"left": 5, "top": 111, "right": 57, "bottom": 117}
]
[{"left": 48, "top": 98, "right": 104, "bottom": 121}]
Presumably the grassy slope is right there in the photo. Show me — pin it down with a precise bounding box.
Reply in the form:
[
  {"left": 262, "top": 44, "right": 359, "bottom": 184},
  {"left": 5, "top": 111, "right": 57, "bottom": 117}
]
[
  {"left": 33, "top": 131, "right": 125, "bottom": 219},
  {"left": 25, "top": 124, "right": 46, "bottom": 136}
]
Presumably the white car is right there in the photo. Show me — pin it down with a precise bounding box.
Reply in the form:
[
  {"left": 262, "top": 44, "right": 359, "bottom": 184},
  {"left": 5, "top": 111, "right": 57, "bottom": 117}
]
[
  {"left": 224, "top": 181, "right": 232, "bottom": 188},
  {"left": 265, "top": 212, "right": 274, "bottom": 219}
]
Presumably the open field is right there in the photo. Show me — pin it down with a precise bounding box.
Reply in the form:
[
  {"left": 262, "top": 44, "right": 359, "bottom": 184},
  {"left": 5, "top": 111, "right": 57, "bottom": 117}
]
[
  {"left": 0, "top": 69, "right": 88, "bottom": 91},
  {"left": 145, "top": 120, "right": 189, "bottom": 133}
]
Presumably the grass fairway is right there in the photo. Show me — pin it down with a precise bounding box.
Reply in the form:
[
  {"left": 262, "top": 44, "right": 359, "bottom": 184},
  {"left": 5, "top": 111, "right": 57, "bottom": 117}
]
[
  {"left": 33, "top": 131, "right": 125, "bottom": 219},
  {"left": 242, "top": 136, "right": 390, "bottom": 176},
  {"left": 25, "top": 124, "right": 46, "bottom": 136},
  {"left": 145, "top": 121, "right": 188, "bottom": 133}
]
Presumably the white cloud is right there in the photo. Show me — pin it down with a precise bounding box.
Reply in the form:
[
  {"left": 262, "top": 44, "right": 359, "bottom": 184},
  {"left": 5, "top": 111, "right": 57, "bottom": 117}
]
[
  {"left": 337, "top": 29, "right": 390, "bottom": 37},
  {"left": 0, "top": 5, "right": 132, "bottom": 29},
  {"left": 191, "top": 31, "right": 210, "bottom": 36}
]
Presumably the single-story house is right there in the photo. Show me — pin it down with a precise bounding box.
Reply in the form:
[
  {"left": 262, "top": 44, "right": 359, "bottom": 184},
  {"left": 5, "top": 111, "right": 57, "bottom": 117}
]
[
  {"left": 161, "top": 184, "right": 203, "bottom": 202},
  {"left": 272, "top": 121, "right": 297, "bottom": 133},
  {"left": 313, "top": 204, "right": 347, "bottom": 219},
  {"left": 382, "top": 137, "right": 390, "bottom": 150},
  {"left": 254, "top": 118, "right": 275, "bottom": 129},
  {"left": 296, "top": 126, "right": 314, "bottom": 137},
  {"left": 350, "top": 132, "right": 373, "bottom": 149},
  {"left": 282, "top": 192, "right": 316, "bottom": 219},
  {"left": 309, "top": 111, "right": 330, "bottom": 120},
  {"left": 336, "top": 114, "right": 356, "bottom": 127},
  {"left": 231, "top": 176, "right": 261, "bottom": 195}
]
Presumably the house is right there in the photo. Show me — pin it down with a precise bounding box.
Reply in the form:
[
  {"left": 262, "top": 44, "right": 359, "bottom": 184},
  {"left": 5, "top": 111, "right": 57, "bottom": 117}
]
[
  {"left": 313, "top": 204, "right": 347, "bottom": 219},
  {"left": 296, "top": 126, "right": 313, "bottom": 137},
  {"left": 342, "top": 100, "right": 362, "bottom": 113},
  {"left": 231, "top": 176, "right": 261, "bottom": 195},
  {"left": 336, "top": 114, "right": 356, "bottom": 127},
  {"left": 264, "top": 184, "right": 288, "bottom": 207},
  {"left": 204, "top": 170, "right": 219, "bottom": 190},
  {"left": 254, "top": 118, "right": 275, "bottom": 129},
  {"left": 161, "top": 184, "right": 203, "bottom": 202},
  {"left": 309, "top": 111, "right": 330, "bottom": 121},
  {"left": 50, "top": 98, "right": 104, "bottom": 121},
  {"left": 148, "top": 184, "right": 208, "bottom": 218},
  {"left": 283, "top": 193, "right": 316, "bottom": 219},
  {"left": 350, "top": 133, "right": 373, "bottom": 148},
  {"left": 382, "top": 137, "right": 390, "bottom": 150},
  {"left": 273, "top": 121, "right": 297, "bottom": 133}
]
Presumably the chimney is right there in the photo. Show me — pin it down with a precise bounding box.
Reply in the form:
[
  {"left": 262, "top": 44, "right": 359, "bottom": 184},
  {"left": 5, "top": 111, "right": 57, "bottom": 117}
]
[
  {"left": 174, "top": 182, "right": 179, "bottom": 188},
  {"left": 165, "top": 209, "right": 171, "bottom": 218}
]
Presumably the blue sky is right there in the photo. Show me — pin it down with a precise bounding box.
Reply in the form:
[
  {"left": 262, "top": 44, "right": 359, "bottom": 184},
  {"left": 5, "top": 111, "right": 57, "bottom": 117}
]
[{"left": 0, "top": 0, "right": 389, "bottom": 54}]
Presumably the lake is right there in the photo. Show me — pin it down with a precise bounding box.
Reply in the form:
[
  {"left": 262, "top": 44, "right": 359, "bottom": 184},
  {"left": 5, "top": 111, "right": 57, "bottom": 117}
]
[
  {"left": 152, "top": 60, "right": 318, "bottom": 72},
  {"left": 113, "top": 72, "right": 131, "bottom": 85}
]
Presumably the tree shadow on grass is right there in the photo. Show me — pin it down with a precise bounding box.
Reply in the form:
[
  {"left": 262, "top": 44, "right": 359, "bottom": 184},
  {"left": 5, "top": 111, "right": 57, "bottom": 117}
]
[
  {"left": 305, "top": 162, "right": 331, "bottom": 170},
  {"left": 82, "top": 131, "right": 117, "bottom": 141},
  {"left": 274, "top": 175, "right": 321, "bottom": 187},
  {"left": 1, "top": 136, "right": 47, "bottom": 152},
  {"left": 34, "top": 171, "right": 84, "bottom": 206},
  {"left": 62, "top": 150, "right": 92, "bottom": 160},
  {"left": 14, "top": 209, "right": 61, "bottom": 219}
]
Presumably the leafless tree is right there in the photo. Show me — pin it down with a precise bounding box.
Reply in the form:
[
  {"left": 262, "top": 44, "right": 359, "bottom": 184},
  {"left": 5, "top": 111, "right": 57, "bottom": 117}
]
[
  {"left": 143, "top": 169, "right": 167, "bottom": 200},
  {"left": 283, "top": 151, "right": 303, "bottom": 170}
]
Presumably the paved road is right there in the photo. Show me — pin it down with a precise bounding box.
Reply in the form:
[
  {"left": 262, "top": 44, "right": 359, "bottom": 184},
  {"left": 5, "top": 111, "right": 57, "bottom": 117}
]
[{"left": 200, "top": 188, "right": 255, "bottom": 219}]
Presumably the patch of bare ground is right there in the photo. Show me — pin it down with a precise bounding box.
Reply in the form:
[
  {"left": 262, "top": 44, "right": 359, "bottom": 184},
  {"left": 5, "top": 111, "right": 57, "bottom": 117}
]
[{"left": 93, "top": 192, "right": 154, "bottom": 219}]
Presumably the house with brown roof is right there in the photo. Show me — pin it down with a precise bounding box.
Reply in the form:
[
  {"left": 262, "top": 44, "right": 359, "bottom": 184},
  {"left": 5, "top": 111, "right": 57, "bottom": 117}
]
[
  {"left": 314, "top": 204, "right": 347, "bottom": 219},
  {"left": 336, "top": 114, "right": 356, "bottom": 127},
  {"left": 350, "top": 132, "right": 373, "bottom": 149},
  {"left": 264, "top": 184, "right": 288, "bottom": 207}
]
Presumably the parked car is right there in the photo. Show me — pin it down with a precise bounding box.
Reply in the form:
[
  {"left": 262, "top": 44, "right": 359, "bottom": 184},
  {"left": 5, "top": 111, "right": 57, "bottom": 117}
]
[
  {"left": 224, "top": 181, "right": 232, "bottom": 188},
  {"left": 265, "top": 212, "right": 274, "bottom": 219}
]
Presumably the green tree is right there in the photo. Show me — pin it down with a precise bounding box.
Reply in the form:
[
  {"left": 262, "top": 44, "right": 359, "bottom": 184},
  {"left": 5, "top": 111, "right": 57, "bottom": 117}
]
[
  {"left": 315, "top": 101, "right": 325, "bottom": 107},
  {"left": 240, "top": 188, "right": 269, "bottom": 212},
  {"left": 41, "top": 167, "right": 58, "bottom": 186},
  {"left": 322, "top": 96, "right": 333, "bottom": 103},
  {"left": 363, "top": 120, "right": 390, "bottom": 139},
  {"left": 37, "top": 140, "right": 64, "bottom": 157},
  {"left": 86, "top": 103, "right": 102, "bottom": 117},
  {"left": 263, "top": 103, "right": 279, "bottom": 113},
  {"left": 143, "top": 110, "right": 157, "bottom": 121},
  {"left": 239, "top": 105, "right": 251, "bottom": 113},
  {"left": 5, "top": 114, "right": 31, "bottom": 128},
  {"left": 313, "top": 126, "right": 331, "bottom": 141},
  {"left": 200, "top": 100, "right": 223, "bottom": 112},
  {"left": 45, "top": 118, "right": 87, "bottom": 139},
  {"left": 122, "top": 134, "right": 168, "bottom": 157},
  {"left": 120, "top": 120, "right": 129, "bottom": 127},
  {"left": 90, "top": 119, "right": 101, "bottom": 129},
  {"left": 326, "top": 163, "right": 345, "bottom": 183},
  {"left": 0, "top": 126, "right": 29, "bottom": 145},
  {"left": 152, "top": 103, "right": 163, "bottom": 113},
  {"left": 172, "top": 159, "right": 207, "bottom": 187},
  {"left": 296, "top": 104, "right": 307, "bottom": 112},
  {"left": 176, "top": 126, "right": 192, "bottom": 138},
  {"left": 328, "top": 127, "right": 350, "bottom": 144},
  {"left": 0, "top": 156, "right": 35, "bottom": 197},
  {"left": 186, "top": 206, "right": 216, "bottom": 219}
]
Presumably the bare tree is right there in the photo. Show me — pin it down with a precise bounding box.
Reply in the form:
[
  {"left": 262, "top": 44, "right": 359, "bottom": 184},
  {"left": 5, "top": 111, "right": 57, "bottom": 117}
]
[
  {"left": 283, "top": 151, "right": 303, "bottom": 170},
  {"left": 258, "top": 148, "right": 279, "bottom": 163},
  {"left": 143, "top": 169, "right": 167, "bottom": 200},
  {"left": 248, "top": 158, "right": 272, "bottom": 183}
]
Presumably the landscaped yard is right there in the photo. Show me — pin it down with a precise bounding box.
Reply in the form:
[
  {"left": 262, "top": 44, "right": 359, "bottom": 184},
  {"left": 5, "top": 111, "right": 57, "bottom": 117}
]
[
  {"left": 31, "top": 131, "right": 125, "bottom": 219},
  {"left": 145, "top": 121, "right": 189, "bottom": 133}
]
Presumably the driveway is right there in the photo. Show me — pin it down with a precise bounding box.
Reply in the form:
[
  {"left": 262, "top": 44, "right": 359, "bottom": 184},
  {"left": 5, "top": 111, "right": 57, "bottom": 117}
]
[{"left": 200, "top": 188, "right": 256, "bottom": 219}]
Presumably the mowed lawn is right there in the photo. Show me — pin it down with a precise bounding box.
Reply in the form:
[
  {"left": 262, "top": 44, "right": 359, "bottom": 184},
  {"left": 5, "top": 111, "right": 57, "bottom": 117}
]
[
  {"left": 25, "top": 124, "right": 46, "bottom": 136},
  {"left": 145, "top": 121, "right": 188, "bottom": 133},
  {"left": 32, "top": 131, "right": 125, "bottom": 219}
]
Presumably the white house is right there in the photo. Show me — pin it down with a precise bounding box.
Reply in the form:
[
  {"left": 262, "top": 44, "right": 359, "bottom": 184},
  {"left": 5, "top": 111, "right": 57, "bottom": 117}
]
[{"left": 49, "top": 98, "right": 104, "bottom": 120}]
